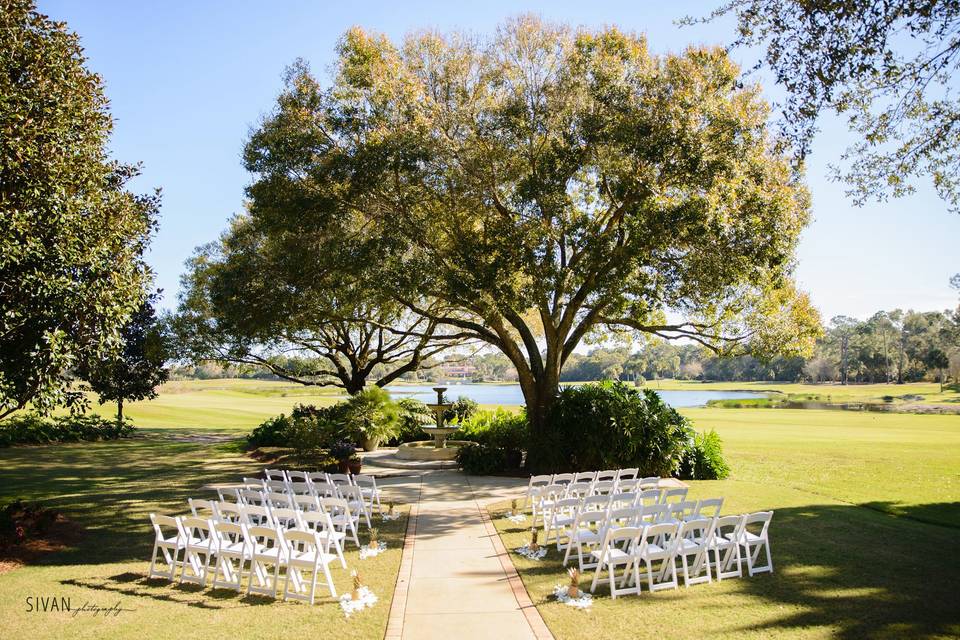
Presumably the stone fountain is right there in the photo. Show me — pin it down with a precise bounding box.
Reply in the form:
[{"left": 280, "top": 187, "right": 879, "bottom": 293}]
[{"left": 396, "top": 387, "right": 466, "bottom": 461}]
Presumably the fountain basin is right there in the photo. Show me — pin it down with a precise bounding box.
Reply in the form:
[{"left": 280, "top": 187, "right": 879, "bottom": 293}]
[{"left": 396, "top": 439, "right": 470, "bottom": 461}]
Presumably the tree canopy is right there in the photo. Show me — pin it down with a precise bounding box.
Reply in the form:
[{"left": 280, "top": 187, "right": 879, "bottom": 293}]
[
  {"left": 238, "top": 17, "right": 819, "bottom": 465},
  {"left": 0, "top": 0, "right": 158, "bottom": 418},
  {"left": 692, "top": 0, "right": 960, "bottom": 212}
]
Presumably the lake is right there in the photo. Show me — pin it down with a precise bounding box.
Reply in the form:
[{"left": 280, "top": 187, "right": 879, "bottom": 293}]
[{"left": 383, "top": 383, "right": 765, "bottom": 408}]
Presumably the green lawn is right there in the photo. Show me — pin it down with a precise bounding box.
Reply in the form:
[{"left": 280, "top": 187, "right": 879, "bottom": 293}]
[
  {"left": 0, "top": 435, "right": 408, "bottom": 639},
  {"left": 489, "top": 407, "right": 960, "bottom": 639}
]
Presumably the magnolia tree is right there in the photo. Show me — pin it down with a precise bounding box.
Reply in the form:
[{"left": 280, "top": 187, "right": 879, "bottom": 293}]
[{"left": 242, "top": 18, "right": 820, "bottom": 466}]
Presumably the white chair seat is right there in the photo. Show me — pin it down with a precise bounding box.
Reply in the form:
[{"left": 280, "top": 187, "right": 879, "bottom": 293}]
[
  {"left": 590, "top": 547, "right": 631, "bottom": 562},
  {"left": 288, "top": 549, "right": 337, "bottom": 567}
]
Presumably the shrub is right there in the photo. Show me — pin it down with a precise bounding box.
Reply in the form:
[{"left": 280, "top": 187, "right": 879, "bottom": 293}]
[
  {"left": 455, "top": 442, "right": 506, "bottom": 475},
  {"left": 444, "top": 397, "right": 479, "bottom": 424},
  {"left": 285, "top": 416, "right": 326, "bottom": 462},
  {"left": 541, "top": 381, "right": 694, "bottom": 476},
  {"left": 455, "top": 409, "right": 528, "bottom": 471},
  {"left": 0, "top": 413, "right": 135, "bottom": 447},
  {"left": 247, "top": 415, "right": 292, "bottom": 448},
  {"left": 329, "top": 439, "right": 356, "bottom": 462},
  {"left": 391, "top": 398, "right": 431, "bottom": 444},
  {"left": 341, "top": 387, "right": 400, "bottom": 448},
  {"left": 678, "top": 430, "right": 731, "bottom": 480}
]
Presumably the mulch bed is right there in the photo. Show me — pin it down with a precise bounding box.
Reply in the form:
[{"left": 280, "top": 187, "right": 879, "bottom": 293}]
[{"left": 0, "top": 500, "right": 84, "bottom": 574}]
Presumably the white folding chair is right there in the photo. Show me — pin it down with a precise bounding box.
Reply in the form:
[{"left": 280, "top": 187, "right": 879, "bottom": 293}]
[
  {"left": 636, "top": 489, "right": 662, "bottom": 509},
  {"left": 215, "top": 501, "right": 243, "bottom": 524},
  {"left": 265, "top": 480, "right": 289, "bottom": 494},
  {"left": 660, "top": 487, "right": 689, "bottom": 506},
  {"left": 617, "top": 478, "right": 640, "bottom": 492},
  {"left": 546, "top": 496, "right": 581, "bottom": 546},
  {"left": 265, "top": 491, "right": 293, "bottom": 510},
  {"left": 238, "top": 489, "right": 266, "bottom": 507},
  {"left": 340, "top": 485, "right": 372, "bottom": 529},
  {"left": 287, "top": 481, "right": 312, "bottom": 496},
  {"left": 264, "top": 469, "right": 286, "bottom": 482},
  {"left": 297, "top": 510, "right": 347, "bottom": 568},
  {"left": 311, "top": 481, "right": 339, "bottom": 499},
  {"left": 639, "top": 504, "right": 668, "bottom": 525},
  {"left": 148, "top": 514, "right": 184, "bottom": 581},
  {"left": 283, "top": 529, "right": 338, "bottom": 602},
  {"left": 581, "top": 494, "right": 612, "bottom": 514},
  {"left": 211, "top": 521, "right": 250, "bottom": 591},
  {"left": 572, "top": 471, "right": 597, "bottom": 485},
  {"left": 616, "top": 468, "right": 639, "bottom": 482},
  {"left": 189, "top": 498, "right": 218, "bottom": 519},
  {"left": 531, "top": 483, "right": 565, "bottom": 528},
  {"left": 293, "top": 494, "right": 322, "bottom": 513},
  {"left": 563, "top": 509, "right": 608, "bottom": 571},
  {"left": 591, "top": 480, "right": 617, "bottom": 496},
  {"left": 589, "top": 526, "right": 642, "bottom": 599},
  {"left": 608, "top": 492, "right": 637, "bottom": 511},
  {"left": 241, "top": 504, "right": 273, "bottom": 528},
  {"left": 595, "top": 470, "right": 617, "bottom": 482},
  {"left": 638, "top": 476, "right": 660, "bottom": 490},
  {"left": 270, "top": 506, "right": 300, "bottom": 530},
  {"left": 694, "top": 498, "right": 724, "bottom": 519},
  {"left": 525, "top": 474, "right": 554, "bottom": 510},
  {"left": 246, "top": 526, "right": 286, "bottom": 598},
  {"left": 352, "top": 474, "right": 383, "bottom": 515},
  {"left": 321, "top": 497, "right": 361, "bottom": 548},
  {"left": 327, "top": 473, "right": 353, "bottom": 489},
  {"left": 551, "top": 473, "right": 575, "bottom": 486},
  {"left": 635, "top": 521, "right": 681, "bottom": 593},
  {"left": 675, "top": 517, "right": 715, "bottom": 587},
  {"left": 665, "top": 500, "right": 698, "bottom": 525},
  {"left": 735, "top": 511, "right": 774, "bottom": 576},
  {"left": 711, "top": 514, "right": 746, "bottom": 580},
  {"left": 286, "top": 470, "right": 309, "bottom": 484},
  {"left": 179, "top": 516, "right": 216, "bottom": 586}
]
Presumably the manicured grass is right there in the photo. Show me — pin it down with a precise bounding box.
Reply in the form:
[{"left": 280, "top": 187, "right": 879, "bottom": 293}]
[
  {"left": 644, "top": 379, "right": 960, "bottom": 405},
  {"left": 0, "top": 436, "right": 408, "bottom": 639},
  {"left": 488, "top": 406, "right": 960, "bottom": 639}
]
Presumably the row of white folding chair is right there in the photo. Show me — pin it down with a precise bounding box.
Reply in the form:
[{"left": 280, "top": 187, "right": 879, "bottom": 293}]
[
  {"left": 525, "top": 470, "right": 656, "bottom": 508},
  {"left": 583, "top": 510, "right": 773, "bottom": 598},
  {"left": 258, "top": 470, "right": 383, "bottom": 515},
  {"left": 192, "top": 496, "right": 360, "bottom": 552},
  {"left": 535, "top": 484, "right": 692, "bottom": 529},
  {"left": 224, "top": 485, "right": 373, "bottom": 530},
  {"left": 149, "top": 514, "right": 339, "bottom": 604},
  {"left": 550, "top": 496, "right": 724, "bottom": 553}
]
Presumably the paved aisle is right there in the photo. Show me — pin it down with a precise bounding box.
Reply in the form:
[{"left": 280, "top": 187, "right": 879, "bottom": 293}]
[{"left": 386, "top": 471, "right": 551, "bottom": 640}]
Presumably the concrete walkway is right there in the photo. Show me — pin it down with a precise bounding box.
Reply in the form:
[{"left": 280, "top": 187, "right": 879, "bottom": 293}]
[{"left": 383, "top": 471, "right": 552, "bottom": 640}]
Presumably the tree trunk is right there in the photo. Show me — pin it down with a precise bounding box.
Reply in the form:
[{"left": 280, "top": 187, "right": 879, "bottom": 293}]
[
  {"left": 521, "top": 366, "right": 561, "bottom": 473},
  {"left": 117, "top": 398, "right": 124, "bottom": 422}
]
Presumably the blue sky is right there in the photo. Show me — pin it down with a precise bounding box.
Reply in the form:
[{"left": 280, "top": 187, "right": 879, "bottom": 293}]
[{"left": 39, "top": 0, "right": 960, "bottom": 321}]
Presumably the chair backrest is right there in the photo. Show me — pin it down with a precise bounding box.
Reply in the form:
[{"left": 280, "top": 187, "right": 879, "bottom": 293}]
[
  {"left": 213, "top": 520, "right": 246, "bottom": 548},
  {"left": 637, "top": 489, "right": 662, "bottom": 508},
  {"left": 608, "top": 492, "right": 636, "bottom": 510},
  {"left": 265, "top": 480, "right": 289, "bottom": 494},
  {"left": 573, "top": 471, "right": 597, "bottom": 484},
  {"left": 241, "top": 504, "right": 272, "bottom": 527},
  {"left": 189, "top": 498, "right": 217, "bottom": 519},
  {"left": 215, "top": 501, "right": 243, "bottom": 523},
  {"left": 181, "top": 516, "right": 213, "bottom": 545},
  {"left": 283, "top": 528, "right": 320, "bottom": 554},
  {"left": 270, "top": 507, "right": 299, "bottom": 529},
  {"left": 638, "top": 521, "right": 680, "bottom": 553},
  {"left": 592, "top": 480, "right": 616, "bottom": 496},
  {"left": 264, "top": 469, "right": 286, "bottom": 482},
  {"left": 695, "top": 498, "right": 724, "bottom": 518},
  {"left": 600, "top": 525, "right": 641, "bottom": 554},
  {"left": 311, "top": 482, "right": 339, "bottom": 498},
  {"left": 306, "top": 471, "right": 328, "bottom": 485},
  {"left": 239, "top": 489, "right": 265, "bottom": 506},
  {"left": 243, "top": 477, "right": 265, "bottom": 488},
  {"left": 537, "top": 484, "right": 566, "bottom": 503},
  {"left": 582, "top": 494, "right": 611, "bottom": 513},
  {"left": 297, "top": 509, "right": 335, "bottom": 533},
  {"left": 150, "top": 513, "right": 180, "bottom": 539},
  {"left": 639, "top": 503, "right": 668, "bottom": 524},
  {"left": 638, "top": 476, "right": 660, "bottom": 489},
  {"left": 595, "top": 470, "right": 617, "bottom": 482},
  {"left": 246, "top": 525, "right": 283, "bottom": 552},
  {"left": 353, "top": 474, "right": 378, "bottom": 490},
  {"left": 327, "top": 473, "right": 352, "bottom": 486},
  {"left": 217, "top": 487, "right": 241, "bottom": 503},
  {"left": 564, "top": 484, "right": 590, "bottom": 499},
  {"left": 660, "top": 487, "right": 689, "bottom": 505},
  {"left": 616, "top": 467, "right": 639, "bottom": 481},
  {"left": 679, "top": 517, "right": 715, "bottom": 546},
  {"left": 743, "top": 511, "right": 773, "bottom": 539},
  {"left": 286, "top": 470, "right": 309, "bottom": 483},
  {"left": 320, "top": 497, "right": 353, "bottom": 519},
  {"left": 293, "top": 494, "right": 321, "bottom": 512},
  {"left": 714, "top": 514, "right": 745, "bottom": 542},
  {"left": 528, "top": 474, "right": 553, "bottom": 492},
  {"left": 607, "top": 506, "right": 641, "bottom": 529},
  {"left": 573, "top": 508, "right": 607, "bottom": 533},
  {"left": 551, "top": 473, "right": 574, "bottom": 485},
  {"left": 265, "top": 491, "right": 293, "bottom": 509},
  {"left": 287, "top": 481, "right": 312, "bottom": 495},
  {"left": 616, "top": 478, "right": 640, "bottom": 492},
  {"left": 551, "top": 497, "right": 581, "bottom": 518},
  {"left": 670, "top": 500, "right": 698, "bottom": 521}
]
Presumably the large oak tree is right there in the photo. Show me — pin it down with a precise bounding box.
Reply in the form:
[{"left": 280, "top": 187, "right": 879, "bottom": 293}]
[{"left": 242, "top": 18, "right": 820, "bottom": 466}]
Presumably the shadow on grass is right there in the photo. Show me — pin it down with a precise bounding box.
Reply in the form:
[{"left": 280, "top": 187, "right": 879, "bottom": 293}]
[{"left": 494, "top": 501, "right": 960, "bottom": 639}]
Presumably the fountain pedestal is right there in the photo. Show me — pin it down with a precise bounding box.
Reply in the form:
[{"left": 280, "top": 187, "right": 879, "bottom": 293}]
[{"left": 396, "top": 387, "right": 466, "bottom": 461}]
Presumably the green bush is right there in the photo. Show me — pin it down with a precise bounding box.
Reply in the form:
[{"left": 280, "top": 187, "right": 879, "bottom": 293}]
[
  {"left": 390, "top": 398, "right": 432, "bottom": 445},
  {"left": 455, "top": 442, "right": 506, "bottom": 475},
  {"left": 247, "top": 414, "right": 292, "bottom": 448},
  {"left": 541, "top": 381, "right": 694, "bottom": 476},
  {"left": 341, "top": 387, "right": 399, "bottom": 449},
  {"left": 0, "top": 413, "right": 135, "bottom": 447},
  {"left": 285, "top": 416, "right": 326, "bottom": 462},
  {"left": 679, "top": 429, "right": 731, "bottom": 480},
  {"left": 444, "top": 396, "right": 479, "bottom": 424},
  {"left": 455, "top": 409, "right": 528, "bottom": 471}
]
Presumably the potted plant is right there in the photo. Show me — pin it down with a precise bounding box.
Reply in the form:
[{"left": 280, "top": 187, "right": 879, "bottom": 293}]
[
  {"left": 347, "top": 454, "right": 363, "bottom": 475},
  {"left": 330, "top": 440, "right": 356, "bottom": 474},
  {"left": 344, "top": 387, "right": 400, "bottom": 452}
]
